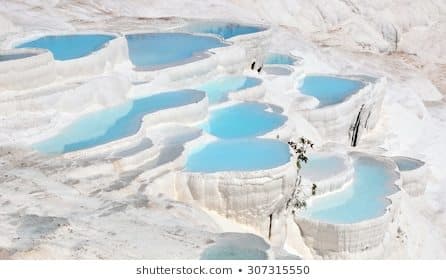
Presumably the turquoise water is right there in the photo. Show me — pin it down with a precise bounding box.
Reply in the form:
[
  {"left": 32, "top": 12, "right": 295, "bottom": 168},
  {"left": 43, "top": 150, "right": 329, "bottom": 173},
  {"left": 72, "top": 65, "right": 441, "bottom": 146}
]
[
  {"left": 393, "top": 156, "right": 424, "bottom": 171},
  {"left": 34, "top": 90, "right": 204, "bottom": 154},
  {"left": 0, "top": 53, "right": 36, "bottom": 61},
  {"left": 300, "top": 154, "right": 346, "bottom": 180},
  {"left": 126, "top": 33, "right": 227, "bottom": 69},
  {"left": 184, "top": 22, "right": 265, "bottom": 39},
  {"left": 265, "top": 53, "right": 297, "bottom": 65},
  {"left": 201, "top": 233, "right": 269, "bottom": 260},
  {"left": 197, "top": 76, "right": 261, "bottom": 104},
  {"left": 202, "top": 102, "right": 286, "bottom": 138},
  {"left": 185, "top": 139, "right": 290, "bottom": 172},
  {"left": 263, "top": 66, "right": 293, "bottom": 76},
  {"left": 16, "top": 34, "right": 115, "bottom": 60},
  {"left": 201, "top": 245, "right": 268, "bottom": 260},
  {"left": 299, "top": 75, "right": 365, "bottom": 107},
  {"left": 301, "top": 156, "right": 398, "bottom": 224}
]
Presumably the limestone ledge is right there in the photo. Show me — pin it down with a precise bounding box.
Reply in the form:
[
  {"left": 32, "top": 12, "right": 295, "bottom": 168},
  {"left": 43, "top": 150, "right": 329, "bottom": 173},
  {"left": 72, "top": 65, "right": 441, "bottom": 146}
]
[
  {"left": 295, "top": 75, "right": 387, "bottom": 145},
  {"left": 2, "top": 31, "right": 130, "bottom": 88},
  {"left": 392, "top": 156, "right": 428, "bottom": 197},
  {"left": 294, "top": 153, "right": 402, "bottom": 258}
]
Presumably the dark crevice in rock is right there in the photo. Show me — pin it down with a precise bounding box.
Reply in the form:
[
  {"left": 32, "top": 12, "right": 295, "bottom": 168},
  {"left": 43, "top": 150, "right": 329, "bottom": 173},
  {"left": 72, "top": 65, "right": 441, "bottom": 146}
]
[{"left": 350, "top": 104, "right": 365, "bottom": 147}]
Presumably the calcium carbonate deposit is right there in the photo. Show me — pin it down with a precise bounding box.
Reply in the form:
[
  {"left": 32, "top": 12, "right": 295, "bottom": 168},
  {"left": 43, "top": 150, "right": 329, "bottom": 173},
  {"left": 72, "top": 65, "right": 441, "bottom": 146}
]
[{"left": 0, "top": 0, "right": 445, "bottom": 260}]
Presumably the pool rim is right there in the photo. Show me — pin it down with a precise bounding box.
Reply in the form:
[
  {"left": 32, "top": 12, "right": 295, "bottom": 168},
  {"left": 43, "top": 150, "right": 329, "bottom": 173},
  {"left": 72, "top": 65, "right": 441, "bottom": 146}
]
[
  {"left": 124, "top": 30, "right": 231, "bottom": 71},
  {"left": 182, "top": 136, "right": 294, "bottom": 176},
  {"left": 391, "top": 156, "right": 425, "bottom": 171},
  {"left": 262, "top": 64, "right": 295, "bottom": 76},
  {"left": 197, "top": 74, "right": 265, "bottom": 106},
  {"left": 34, "top": 88, "right": 209, "bottom": 156},
  {"left": 173, "top": 19, "right": 270, "bottom": 41},
  {"left": 202, "top": 100, "right": 289, "bottom": 139},
  {"left": 295, "top": 151, "right": 402, "bottom": 226},
  {"left": 0, "top": 48, "right": 46, "bottom": 62},
  {"left": 264, "top": 51, "right": 303, "bottom": 66},
  {"left": 8, "top": 30, "right": 120, "bottom": 61},
  {"left": 299, "top": 151, "right": 355, "bottom": 196},
  {"left": 391, "top": 156, "right": 428, "bottom": 197},
  {"left": 296, "top": 73, "right": 371, "bottom": 109}
]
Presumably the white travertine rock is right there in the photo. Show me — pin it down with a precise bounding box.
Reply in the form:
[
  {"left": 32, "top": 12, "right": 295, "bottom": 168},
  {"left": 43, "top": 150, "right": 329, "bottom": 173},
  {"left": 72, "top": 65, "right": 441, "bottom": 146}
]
[
  {"left": 294, "top": 207, "right": 397, "bottom": 258},
  {"left": 175, "top": 136, "right": 296, "bottom": 239},
  {"left": 294, "top": 153, "right": 402, "bottom": 258},
  {"left": 227, "top": 78, "right": 266, "bottom": 102},
  {"left": 213, "top": 43, "right": 248, "bottom": 74},
  {"left": 403, "top": 77, "right": 443, "bottom": 102},
  {"left": 0, "top": 75, "right": 130, "bottom": 113},
  {"left": 0, "top": 49, "right": 56, "bottom": 91},
  {"left": 392, "top": 156, "right": 428, "bottom": 197},
  {"left": 300, "top": 152, "right": 354, "bottom": 196},
  {"left": 132, "top": 49, "right": 217, "bottom": 83},
  {"left": 296, "top": 75, "right": 386, "bottom": 146},
  {"left": 175, "top": 20, "right": 271, "bottom": 67},
  {"left": 3, "top": 32, "right": 130, "bottom": 83},
  {"left": 0, "top": 0, "right": 444, "bottom": 260},
  {"left": 53, "top": 35, "right": 130, "bottom": 80},
  {"left": 263, "top": 66, "right": 305, "bottom": 105},
  {"left": 227, "top": 26, "right": 272, "bottom": 66},
  {"left": 0, "top": 75, "right": 131, "bottom": 146},
  {"left": 62, "top": 90, "right": 209, "bottom": 161},
  {"left": 56, "top": 95, "right": 208, "bottom": 179},
  {"left": 131, "top": 43, "right": 248, "bottom": 85},
  {"left": 0, "top": 14, "right": 20, "bottom": 35}
]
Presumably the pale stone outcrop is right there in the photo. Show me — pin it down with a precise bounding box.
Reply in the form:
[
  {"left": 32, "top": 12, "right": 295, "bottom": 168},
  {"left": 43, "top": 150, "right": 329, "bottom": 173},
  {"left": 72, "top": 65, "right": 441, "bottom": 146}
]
[
  {"left": 392, "top": 156, "right": 428, "bottom": 196},
  {"left": 294, "top": 153, "right": 402, "bottom": 258},
  {"left": 296, "top": 75, "right": 386, "bottom": 146}
]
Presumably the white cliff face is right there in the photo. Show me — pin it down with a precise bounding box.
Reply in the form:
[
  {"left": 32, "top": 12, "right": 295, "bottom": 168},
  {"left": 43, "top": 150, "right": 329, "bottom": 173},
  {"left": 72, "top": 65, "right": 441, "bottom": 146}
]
[
  {"left": 235, "top": 0, "right": 445, "bottom": 55},
  {"left": 0, "top": 14, "right": 20, "bottom": 36},
  {"left": 0, "top": 0, "right": 445, "bottom": 259}
]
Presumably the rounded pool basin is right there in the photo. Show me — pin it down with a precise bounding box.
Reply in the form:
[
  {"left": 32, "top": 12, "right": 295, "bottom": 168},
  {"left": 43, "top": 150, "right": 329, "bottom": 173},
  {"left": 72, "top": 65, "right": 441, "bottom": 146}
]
[
  {"left": 197, "top": 75, "right": 261, "bottom": 104},
  {"left": 0, "top": 52, "right": 37, "bottom": 62},
  {"left": 16, "top": 34, "right": 116, "bottom": 60},
  {"left": 392, "top": 156, "right": 425, "bottom": 171},
  {"left": 185, "top": 139, "right": 291, "bottom": 173},
  {"left": 34, "top": 90, "right": 204, "bottom": 154},
  {"left": 300, "top": 154, "right": 347, "bottom": 181},
  {"left": 183, "top": 22, "right": 265, "bottom": 39},
  {"left": 126, "top": 32, "right": 227, "bottom": 69},
  {"left": 201, "top": 244, "right": 268, "bottom": 260},
  {"left": 202, "top": 102, "right": 286, "bottom": 138},
  {"left": 264, "top": 53, "right": 297, "bottom": 65},
  {"left": 200, "top": 233, "right": 269, "bottom": 260},
  {"left": 299, "top": 75, "right": 365, "bottom": 107},
  {"left": 300, "top": 155, "right": 399, "bottom": 224},
  {"left": 263, "top": 65, "right": 293, "bottom": 76}
]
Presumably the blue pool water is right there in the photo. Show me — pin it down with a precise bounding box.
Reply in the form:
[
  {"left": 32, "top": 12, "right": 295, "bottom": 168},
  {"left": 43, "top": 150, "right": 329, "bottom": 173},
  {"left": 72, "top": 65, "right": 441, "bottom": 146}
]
[
  {"left": 393, "top": 156, "right": 424, "bottom": 171},
  {"left": 185, "top": 139, "right": 290, "bottom": 172},
  {"left": 197, "top": 76, "right": 261, "bottom": 104},
  {"left": 201, "top": 245, "right": 268, "bottom": 260},
  {"left": 299, "top": 75, "right": 365, "bottom": 107},
  {"left": 300, "top": 154, "right": 347, "bottom": 181},
  {"left": 301, "top": 155, "right": 399, "bottom": 224},
  {"left": 16, "top": 34, "right": 115, "bottom": 60},
  {"left": 183, "top": 22, "right": 265, "bottom": 39},
  {"left": 34, "top": 90, "right": 204, "bottom": 154},
  {"left": 126, "top": 33, "right": 227, "bottom": 69},
  {"left": 0, "top": 52, "right": 36, "bottom": 61},
  {"left": 200, "top": 233, "right": 269, "bottom": 260},
  {"left": 265, "top": 53, "right": 297, "bottom": 65},
  {"left": 263, "top": 65, "right": 293, "bottom": 76},
  {"left": 202, "top": 102, "right": 286, "bottom": 138}
]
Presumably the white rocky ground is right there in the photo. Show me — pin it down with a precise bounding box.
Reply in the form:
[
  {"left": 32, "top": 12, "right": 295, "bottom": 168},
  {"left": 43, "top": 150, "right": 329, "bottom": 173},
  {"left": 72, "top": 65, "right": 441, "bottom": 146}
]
[{"left": 0, "top": 0, "right": 445, "bottom": 259}]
